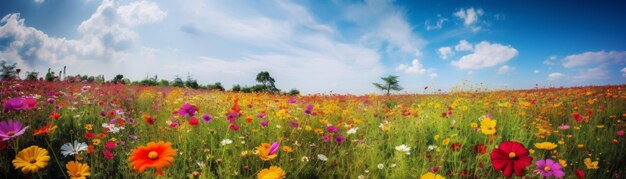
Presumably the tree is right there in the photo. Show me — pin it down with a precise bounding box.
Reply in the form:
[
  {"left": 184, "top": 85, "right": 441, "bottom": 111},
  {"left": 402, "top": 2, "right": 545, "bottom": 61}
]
[
  {"left": 256, "top": 71, "right": 279, "bottom": 93},
  {"left": 1, "top": 60, "right": 18, "bottom": 80},
  {"left": 172, "top": 76, "right": 184, "bottom": 87},
  {"left": 25, "top": 72, "right": 39, "bottom": 81},
  {"left": 159, "top": 80, "right": 170, "bottom": 86},
  {"left": 112, "top": 74, "right": 124, "bottom": 84},
  {"left": 185, "top": 75, "right": 199, "bottom": 89},
  {"left": 373, "top": 75, "right": 403, "bottom": 95},
  {"left": 231, "top": 84, "right": 241, "bottom": 92},
  {"left": 45, "top": 68, "right": 56, "bottom": 82},
  {"left": 288, "top": 88, "right": 300, "bottom": 96},
  {"left": 207, "top": 82, "right": 225, "bottom": 91}
]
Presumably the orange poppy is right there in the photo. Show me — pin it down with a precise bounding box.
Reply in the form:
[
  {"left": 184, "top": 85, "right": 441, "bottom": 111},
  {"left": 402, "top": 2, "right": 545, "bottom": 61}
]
[
  {"left": 129, "top": 141, "right": 176, "bottom": 176},
  {"left": 33, "top": 124, "right": 57, "bottom": 136}
]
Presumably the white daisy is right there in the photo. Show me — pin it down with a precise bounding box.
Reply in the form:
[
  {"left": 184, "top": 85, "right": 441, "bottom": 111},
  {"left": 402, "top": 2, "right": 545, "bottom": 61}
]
[
  {"left": 60, "top": 140, "right": 88, "bottom": 157},
  {"left": 347, "top": 127, "right": 358, "bottom": 135},
  {"left": 395, "top": 144, "right": 411, "bottom": 155},
  {"left": 317, "top": 154, "right": 328, "bottom": 161},
  {"left": 220, "top": 139, "right": 233, "bottom": 146}
]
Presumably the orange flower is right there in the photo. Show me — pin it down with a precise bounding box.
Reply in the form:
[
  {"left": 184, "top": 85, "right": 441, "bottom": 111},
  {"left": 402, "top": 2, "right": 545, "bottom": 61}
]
[
  {"left": 33, "top": 124, "right": 58, "bottom": 136},
  {"left": 49, "top": 112, "right": 61, "bottom": 120},
  {"left": 129, "top": 141, "right": 176, "bottom": 176},
  {"left": 255, "top": 143, "right": 277, "bottom": 161}
]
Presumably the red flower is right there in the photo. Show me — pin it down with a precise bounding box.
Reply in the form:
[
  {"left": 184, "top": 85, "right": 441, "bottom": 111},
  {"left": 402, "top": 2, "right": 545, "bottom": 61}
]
[
  {"left": 104, "top": 150, "right": 114, "bottom": 160},
  {"left": 574, "top": 169, "right": 585, "bottom": 179},
  {"left": 490, "top": 141, "right": 532, "bottom": 177},
  {"left": 188, "top": 117, "right": 198, "bottom": 126},
  {"left": 473, "top": 144, "right": 487, "bottom": 155},
  {"left": 450, "top": 142, "right": 462, "bottom": 152},
  {"left": 85, "top": 132, "right": 95, "bottom": 139},
  {"left": 573, "top": 112, "right": 583, "bottom": 122}
]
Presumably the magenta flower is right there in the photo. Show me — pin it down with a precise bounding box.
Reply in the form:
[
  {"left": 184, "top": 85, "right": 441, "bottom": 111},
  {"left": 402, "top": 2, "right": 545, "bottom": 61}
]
[
  {"left": 104, "top": 150, "right": 114, "bottom": 160},
  {"left": 326, "top": 125, "right": 338, "bottom": 133},
  {"left": 269, "top": 141, "right": 279, "bottom": 155},
  {"left": 229, "top": 124, "right": 240, "bottom": 131},
  {"left": 304, "top": 104, "right": 313, "bottom": 115},
  {"left": 256, "top": 112, "right": 266, "bottom": 119},
  {"left": 3, "top": 97, "right": 26, "bottom": 111},
  {"left": 105, "top": 141, "right": 116, "bottom": 149},
  {"left": 227, "top": 112, "right": 238, "bottom": 123},
  {"left": 201, "top": 114, "right": 213, "bottom": 123},
  {"left": 290, "top": 121, "right": 299, "bottom": 128},
  {"left": 323, "top": 135, "right": 331, "bottom": 142},
  {"left": 288, "top": 98, "right": 297, "bottom": 103},
  {"left": 557, "top": 124, "right": 570, "bottom": 130},
  {"left": 260, "top": 120, "right": 269, "bottom": 127},
  {"left": 617, "top": 130, "right": 625, "bottom": 136},
  {"left": 334, "top": 135, "right": 345, "bottom": 144},
  {"left": 0, "top": 120, "right": 29, "bottom": 141},
  {"left": 534, "top": 159, "right": 564, "bottom": 178},
  {"left": 178, "top": 103, "right": 198, "bottom": 117}
]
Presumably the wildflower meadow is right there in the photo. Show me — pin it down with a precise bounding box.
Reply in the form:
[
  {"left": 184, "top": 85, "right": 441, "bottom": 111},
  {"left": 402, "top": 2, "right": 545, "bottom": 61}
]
[{"left": 1, "top": 79, "right": 625, "bottom": 178}]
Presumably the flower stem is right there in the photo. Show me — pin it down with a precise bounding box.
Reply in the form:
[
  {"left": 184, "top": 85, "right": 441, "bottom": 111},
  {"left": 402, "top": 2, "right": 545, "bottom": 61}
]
[{"left": 45, "top": 138, "right": 68, "bottom": 179}]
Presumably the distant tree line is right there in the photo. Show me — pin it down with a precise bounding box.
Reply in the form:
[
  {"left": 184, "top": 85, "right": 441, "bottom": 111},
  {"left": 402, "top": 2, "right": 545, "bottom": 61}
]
[{"left": 1, "top": 60, "right": 300, "bottom": 95}]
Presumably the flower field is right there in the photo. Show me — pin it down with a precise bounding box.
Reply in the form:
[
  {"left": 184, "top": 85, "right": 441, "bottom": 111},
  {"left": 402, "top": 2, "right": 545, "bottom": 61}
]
[{"left": 1, "top": 80, "right": 625, "bottom": 178}]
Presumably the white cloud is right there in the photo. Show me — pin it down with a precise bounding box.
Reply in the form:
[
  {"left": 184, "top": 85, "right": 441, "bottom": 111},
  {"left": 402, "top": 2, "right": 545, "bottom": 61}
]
[
  {"left": 543, "top": 55, "right": 558, "bottom": 65},
  {"left": 533, "top": 69, "right": 540, "bottom": 74},
  {"left": 429, "top": 73, "right": 438, "bottom": 79},
  {"left": 497, "top": 65, "right": 515, "bottom": 74},
  {"left": 453, "top": 8, "right": 483, "bottom": 26},
  {"left": 425, "top": 15, "right": 447, "bottom": 30},
  {"left": 396, "top": 59, "right": 425, "bottom": 74},
  {"left": 116, "top": 0, "right": 167, "bottom": 25},
  {"left": 561, "top": 50, "right": 626, "bottom": 68},
  {"left": 451, "top": 41, "right": 518, "bottom": 70},
  {"left": 454, "top": 40, "right": 473, "bottom": 51},
  {"left": 548, "top": 72, "right": 564, "bottom": 81},
  {"left": 573, "top": 65, "right": 610, "bottom": 80},
  {"left": 622, "top": 67, "right": 626, "bottom": 77},
  {"left": 34, "top": 0, "right": 44, "bottom": 4},
  {"left": 437, "top": 46, "right": 454, "bottom": 59},
  {"left": 0, "top": 0, "right": 166, "bottom": 77}
]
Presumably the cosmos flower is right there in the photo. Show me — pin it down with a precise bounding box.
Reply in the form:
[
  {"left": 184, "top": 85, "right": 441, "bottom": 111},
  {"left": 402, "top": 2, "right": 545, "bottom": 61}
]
[
  {"left": 101, "top": 123, "right": 124, "bottom": 133},
  {"left": 480, "top": 118, "right": 496, "bottom": 135},
  {"left": 256, "top": 142, "right": 279, "bottom": 161},
  {"left": 395, "top": 144, "right": 410, "bottom": 155},
  {"left": 420, "top": 172, "right": 445, "bottom": 179},
  {"left": 66, "top": 161, "right": 90, "bottom": 179},
  {"left": 534, "top": 159, "right": 565, "bottom": 178},
  {"left": 257, "top": 166, "right": 286, "bottom": 179},
  {"left": 347, "top": 127, "right": 358, "bottom": 135},
  {"left": 260, "top": 120, "right": 269, "bottom": 127},
  {"left": 201, "top": 114, "right": 213, "bottom": 123},
  {"left": 304, "top": 104, "right": 313, "bottom": 115},
  {"left": 490, "top": 141, "right": 533, "bottom": 177},
  {"left": 535, "top": 142, "right": 558, "bottom": 150},
  {"left": 220, "top": 139, "right": 233, "bottom": 146},
  {"left": 12, "top": 146, "right": 50, "bottom": 174},
  {"left": 334, "top": 135, "right": 345, "bottom": 144},
  {"left": 0, "top": 119, "right": 29, "bottom": 141},
  {"left": 326, "top": 125, "right": 338, "bottom": 133},
  {"left": 129, "top": 141, "right": 176, "bottom": 176},
  {"left": 178, "top": 103, "right": 198, "bottom": 117},
  {"left": 61, "top": 140, "right": 88, "bottom": 157}
]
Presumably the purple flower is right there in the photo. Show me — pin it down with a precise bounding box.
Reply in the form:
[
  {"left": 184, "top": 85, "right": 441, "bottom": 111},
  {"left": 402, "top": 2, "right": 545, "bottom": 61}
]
[
  {"left": 290, "top": 121, "right": 299, "bottom": 128},
  {"left": 227, "top": 112, "right": 238, "bottom": 123},
  {"left": 178, "top": 103, "right": 197, "bottom": 117},
  {"left": 47, "top": 97, "right": 55, "bottom": 104},
  {"left": 304, "top": 104, "right": 313, "bottom": 115},
  {"left": 201, "top": 114, "right": 213, "bottom": 123},
  {"left": 269, "top": 141, "right": 279, "bottom": 155},
  {"left": 0, "top": 120, "right": 29, "bottom": 141},
  {"left": 3, "top": 97, "right": 25, "bottom": 111},
  {"left": 288, "top": 98, "right": 297, "bottom": 103},
  {"left": 260, "top": 120, "right": 269, "bottom": 127},
  {"left": 534, "top": 159, "right": 565, "bottom": 178},
  {"left": 326, "top": 125, "right": 339, "bottom": 133},
  {"left": 334, "top": 135, "right": 345, "bottom": 144}
]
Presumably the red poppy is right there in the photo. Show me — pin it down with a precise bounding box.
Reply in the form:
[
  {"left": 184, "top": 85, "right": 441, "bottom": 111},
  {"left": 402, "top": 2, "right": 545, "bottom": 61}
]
[
  {"left": 188, "top": 117, "right": 198, "bottom": 126},
  {"left": 490, "top": 141, "right": 532, "bottom": 177},
  {"left": 574, "top": 169, "right": 585, "bottom": 179}
]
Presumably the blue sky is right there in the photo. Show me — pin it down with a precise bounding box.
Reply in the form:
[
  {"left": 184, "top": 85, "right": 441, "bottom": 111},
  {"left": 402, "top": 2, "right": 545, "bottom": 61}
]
[{"left": 1, "top": 0, "right": 625, "bottom": 94}]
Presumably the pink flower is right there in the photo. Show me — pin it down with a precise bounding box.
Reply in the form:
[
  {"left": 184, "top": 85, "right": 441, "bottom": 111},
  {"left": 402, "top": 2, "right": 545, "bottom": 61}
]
[
  {"left": 229, "top": 124, "right": 240, "bottom": 131},
  {"left": 558, "top": 124, "right": 570, "bottom": 130},
  {"left": 269, "top": 141, "right": 279, "bottom": 155},
  {"left": 260, "top": 120, "right": 268, "bottom": 127},
  {"left": 104, "top": 150, "right": 114, "bottom": 160},
  {"left": 105, "top": 141, "right": 116, "bottom": 149},
  {"left": 534, "top": 159, "right": 565, "bottom": 178},
  {"left": 617, "top": 130, "right": 625, "bottom": 136}
]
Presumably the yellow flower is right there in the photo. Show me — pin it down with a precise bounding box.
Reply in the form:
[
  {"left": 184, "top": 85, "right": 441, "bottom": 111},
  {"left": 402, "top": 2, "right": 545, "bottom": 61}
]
[
  {"left": 434, "top": 135, "right": 440, "bottom": 141},
  {"left": 442, "top": 138, "right": 450, "bottom": 145},
  {"left": 12, "top": 146, "right": 50, "bottom": 174},
  {"left": 257, "top": 166, "right": 286, "bottom": 179},
  {"left": 304, "top": 125, "right": 312, "bottom": 131},
  {"left": 480, "top": 118, "right": 496, "bottom": 135},
  {"left": 470, "top": 122, "right": 478, "bottom": 128},
  {"left": 557, "top": 140, "right": 565, "bottom": 145},
  {"left": 256, "top": 143, "right": 277, "bottom": 161},
  {"left": 92, "top": 139, "right": 101, "bottom": 146},
  {"left": 109, "top": 137, "right": 117, "bottom": 142},
  {"left": 577, "top": 144, "right": 584, "bottom": 148},
  {"left": 84, "top": 124, "right": 93, "bottom": 131},
  {"left": 529, "top": 149, "right": 535, "bottom": 154},
  {"left": 420, "top": 172, "right": 445, "bottom": 179},
  {"left": 558, "top": 159, "right": 567, "bottom": 168},
  {"left": 584, "top": 158, "right": 598, "bottom": 169},
  {"left": 66, "top": 161, "right": 90, "bottom": 179},
  {"left": 534, "top": 142, "right": 557, "bottom": 150},
  {"left": 282, "top": 146, "right": 293, "bottom": 153},
  {"left": 314, "top": 129, "right": 323, "bottom": 135}
]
